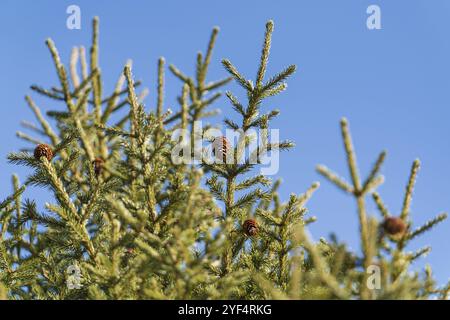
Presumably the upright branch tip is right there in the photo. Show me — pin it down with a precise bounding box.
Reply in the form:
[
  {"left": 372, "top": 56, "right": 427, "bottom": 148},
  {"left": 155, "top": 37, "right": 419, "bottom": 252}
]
[
  {"left": 256, "top": 20, "right": 275, "bottom": 87},
  {"left": 401, "top": 159, "right": 421, "bottom": 220}
]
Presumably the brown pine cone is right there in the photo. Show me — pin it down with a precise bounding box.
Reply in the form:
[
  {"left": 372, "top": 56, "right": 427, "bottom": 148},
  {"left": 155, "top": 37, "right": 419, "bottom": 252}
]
[
  {"left": 243, "top": 219, "right": 258, "bottom": 237},
  {"left": 382, "top": 216, "right": 407, "bottom": 238},
  {"left": 212, "top": 136, "right": 231, "bottom": 163},
  {"left": 34, "top": 144, "right": 53, "bottom": 161},
  {"left": 92, "top": 157, "right": 104, "bottom": 176}
]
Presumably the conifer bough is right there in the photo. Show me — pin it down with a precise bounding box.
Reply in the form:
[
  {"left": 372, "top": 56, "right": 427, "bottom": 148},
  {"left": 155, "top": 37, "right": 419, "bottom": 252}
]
[{"left": 0, "top": 17, "right": 448, "bottom": 300}]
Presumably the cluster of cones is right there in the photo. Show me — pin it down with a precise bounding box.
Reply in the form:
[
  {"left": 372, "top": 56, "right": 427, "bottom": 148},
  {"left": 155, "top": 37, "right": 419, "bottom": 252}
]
[{"left": 34, "top": 143, "right": 104, "bottom": 177}]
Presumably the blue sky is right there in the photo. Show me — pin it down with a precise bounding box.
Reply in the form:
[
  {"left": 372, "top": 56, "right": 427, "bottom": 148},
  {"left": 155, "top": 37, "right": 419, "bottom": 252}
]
[{"left": 1, "top": 0, "right": 449, "bottom": 285}]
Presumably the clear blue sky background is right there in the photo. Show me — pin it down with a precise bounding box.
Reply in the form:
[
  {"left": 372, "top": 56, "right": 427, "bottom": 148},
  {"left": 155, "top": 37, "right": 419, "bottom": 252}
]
[{"left": 1, "top": 0, "right": 449, "bottom": 285}]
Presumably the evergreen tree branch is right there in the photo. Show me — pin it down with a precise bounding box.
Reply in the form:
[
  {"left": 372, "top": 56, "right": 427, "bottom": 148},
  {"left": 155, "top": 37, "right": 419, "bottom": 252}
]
[
  {"left": 407, "top": 213, "right": 447, "bottom": 241},
  {"left": 361, "top": 151, "right": 386, "bottom": 194},
  {"left": 401, "top": 159, "right": 420, "bottom": 221},
  {"left": 316, "top": 165, "right": 353, "bottom": 194},
  {"left": 372, "top": 192, "right": 391, "bottom": 218},
  {"left": 295, "top": 226, "right": 349, "bottom": 299}
]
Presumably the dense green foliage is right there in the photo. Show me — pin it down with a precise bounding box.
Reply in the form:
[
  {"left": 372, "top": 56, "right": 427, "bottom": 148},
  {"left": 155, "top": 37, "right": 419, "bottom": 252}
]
[{"left": 0, "top": 18, "right": 448, "bottom": 300}]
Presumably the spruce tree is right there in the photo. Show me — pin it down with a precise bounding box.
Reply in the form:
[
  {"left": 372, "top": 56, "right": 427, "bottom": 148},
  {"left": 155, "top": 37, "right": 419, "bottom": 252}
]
[{"left": 0, "top": 17, "right": 448, "bottom": 300}]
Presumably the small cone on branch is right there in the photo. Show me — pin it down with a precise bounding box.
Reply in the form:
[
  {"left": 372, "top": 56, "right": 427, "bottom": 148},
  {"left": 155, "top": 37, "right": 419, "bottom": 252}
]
[
  {"left": 92, "top": 157, "right": 105, "bottom": 177},
  {"left": 34, "top": 144, "right": 53, "bottom": 161},
  {"left": 243, "top": 219, "right": 258, "bottom": 237},
  {"left": 382, "top": 216, "right": 407, "bottom": 239},
  {"left": 212, "top": 136, "right": 231, "bottom": 163}
]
